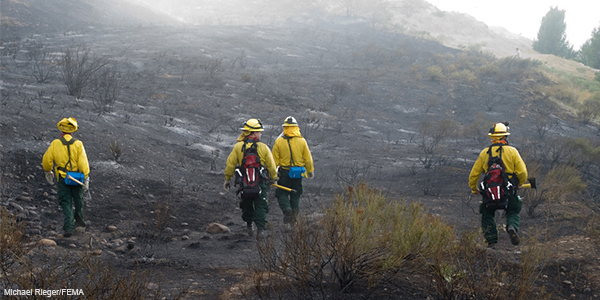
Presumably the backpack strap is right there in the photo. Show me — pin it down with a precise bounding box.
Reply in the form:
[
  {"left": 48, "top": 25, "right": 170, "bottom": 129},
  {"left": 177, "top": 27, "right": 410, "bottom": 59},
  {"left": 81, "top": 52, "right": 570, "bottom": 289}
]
[
  {"left": 241, "top": 139, "right": 260, "bottom": 165},
  {"left": 284, "top": 136, "right": 296, "bottom": 167},
  {"left": 486, "top": 143, "right": 516, "bottom": 178},
  {"left": 486, "top": 143, "right": 503, "bottom": 162},
  {"left": 57, "top": 136, "right": 78, "bottom": 172}
]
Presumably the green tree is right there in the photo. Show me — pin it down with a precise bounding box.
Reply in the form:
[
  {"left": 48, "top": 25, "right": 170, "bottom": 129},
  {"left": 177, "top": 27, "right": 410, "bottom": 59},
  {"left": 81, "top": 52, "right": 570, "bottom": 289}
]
[
  {"left": 533, "top": 7, "right": 574, "bottom": 58},
  {"left": 579, "top": 24, "right": 600, "bottom": 69}
]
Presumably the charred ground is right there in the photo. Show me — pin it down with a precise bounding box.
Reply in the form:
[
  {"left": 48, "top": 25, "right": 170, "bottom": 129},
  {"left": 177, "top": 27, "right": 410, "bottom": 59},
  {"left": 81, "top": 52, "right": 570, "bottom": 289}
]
[{"left": 1, "top": 0, "right": 600, "bottom": 299}]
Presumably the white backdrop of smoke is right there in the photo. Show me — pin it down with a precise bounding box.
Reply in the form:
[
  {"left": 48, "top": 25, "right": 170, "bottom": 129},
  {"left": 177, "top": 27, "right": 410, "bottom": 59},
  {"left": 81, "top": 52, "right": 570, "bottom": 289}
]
[{"left": 425, "top": 0, "right": 600, "bottom": 49}]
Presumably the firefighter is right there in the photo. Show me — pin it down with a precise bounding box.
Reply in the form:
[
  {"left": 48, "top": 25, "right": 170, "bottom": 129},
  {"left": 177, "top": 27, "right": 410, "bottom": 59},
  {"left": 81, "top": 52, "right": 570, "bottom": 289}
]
[
  {"left": 272, "top": 116, "right": 314, "bottom": 224},
  {"left": 468, "top": 122, "right": 527, "bottom": 248},
  {"left": 224, "top": 118, "right": 277, "bottom": 237},
  {"left": 42, "top": 117, "right": 90, "bottom": 237}
]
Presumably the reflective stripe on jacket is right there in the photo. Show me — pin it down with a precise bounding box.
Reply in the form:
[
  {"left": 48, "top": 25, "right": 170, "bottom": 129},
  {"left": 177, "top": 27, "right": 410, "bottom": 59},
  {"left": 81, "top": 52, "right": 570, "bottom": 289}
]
[
  {"left": 42, "top": 135, "right": 90, "bottom": 180},
  {"left": 224, "top": 140, "right": 277, "bottom": 181},
  {"left": 468, "top": 144, "right": 527, "bottom": 192},
  {"left": 272, "top": 136, "right": 314, "bottom": 173}
]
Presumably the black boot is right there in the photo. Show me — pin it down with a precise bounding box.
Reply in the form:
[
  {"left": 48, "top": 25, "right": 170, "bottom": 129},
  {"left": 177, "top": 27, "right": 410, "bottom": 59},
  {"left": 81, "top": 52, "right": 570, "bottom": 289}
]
[{"left": 507, "top": 225, "right": 520, "bottom": 245}]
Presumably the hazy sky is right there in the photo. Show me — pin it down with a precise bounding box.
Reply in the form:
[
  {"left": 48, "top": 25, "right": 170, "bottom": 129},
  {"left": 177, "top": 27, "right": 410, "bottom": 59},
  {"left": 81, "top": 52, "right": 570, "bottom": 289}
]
[{"left": 425, "top": 0, "right": 600, "bottom": 50}]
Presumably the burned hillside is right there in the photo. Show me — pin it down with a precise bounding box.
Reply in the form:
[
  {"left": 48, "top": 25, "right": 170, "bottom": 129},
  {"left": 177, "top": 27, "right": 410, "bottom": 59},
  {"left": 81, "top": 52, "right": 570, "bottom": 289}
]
[{"left": 2, "top": 0, "right": 600, "bottom": 299}]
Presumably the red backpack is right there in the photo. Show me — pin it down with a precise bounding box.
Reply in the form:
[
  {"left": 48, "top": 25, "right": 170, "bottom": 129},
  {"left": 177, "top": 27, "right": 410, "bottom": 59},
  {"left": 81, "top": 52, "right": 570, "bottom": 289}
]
[
  {"left": 478, "top": 144, "right": 515, "bottom": 209},
  {"left": 234, "top": 140, "right": 269, "bottom": 199}
]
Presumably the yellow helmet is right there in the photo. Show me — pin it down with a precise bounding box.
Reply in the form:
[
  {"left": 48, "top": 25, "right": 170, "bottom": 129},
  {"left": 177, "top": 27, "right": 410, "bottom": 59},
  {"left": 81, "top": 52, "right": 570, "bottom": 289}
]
[
  {"left": 282, "top": 116, "right": 298, "bottom": 127},
  {"left": 240, "top": 118, "right": 264, "bottom": 132},
  {"left": 488, "top": 122, "right": 510, "bottom": 138},
  {"left": 57, "top": 117, "right": 78, "bottom": 133}
]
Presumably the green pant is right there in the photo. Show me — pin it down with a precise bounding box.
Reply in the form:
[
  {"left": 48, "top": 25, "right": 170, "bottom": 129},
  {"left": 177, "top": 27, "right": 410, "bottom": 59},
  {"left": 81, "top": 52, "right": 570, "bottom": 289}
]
[
  {"left": 275, "top": 169, "right": 304, "bottom": 221},
  {"left": 239, "top": 182, "right": 269, "bottom": 230},
  {"left": 479, "top": 194, "right": 522, "bottom": 245},
  {"left": 57, "top": 177, "right": 86, "bottom": 232}
]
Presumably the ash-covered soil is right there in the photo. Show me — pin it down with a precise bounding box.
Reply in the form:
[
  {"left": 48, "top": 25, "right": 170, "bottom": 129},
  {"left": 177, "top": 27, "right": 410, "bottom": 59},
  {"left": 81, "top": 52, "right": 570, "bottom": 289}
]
[{"left": 1, "top": 1, "right": 600, "bottom": 298}]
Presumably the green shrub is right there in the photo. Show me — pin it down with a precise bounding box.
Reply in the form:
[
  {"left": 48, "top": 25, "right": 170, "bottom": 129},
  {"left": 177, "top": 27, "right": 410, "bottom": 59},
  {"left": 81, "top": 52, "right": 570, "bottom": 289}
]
[
  {"left": 249, "top": 184, "right": 550, "bottom": 299},
  {"left": 576, "top": 98, "right": 600, "bottom": 124},
  {"left": 544, "top": 84, "right": 579, "bottom": 105},
  {"left": 449, "top": 69, "right": 480, "bottom": 86},
  {"left": 427, "top": 65, "right": 444, "bottom": 81},
  {"left": 442, "top": 63, "right": 457, "bottom": 74},
  {"left": 477, "top": 63, "right": 499, "bottom": 77},
  {"left": 454, "top": 52, "right": 473, "bottom": 70},
  {"left": 252, "top": 184, "right": 454, "bottom": 297}
]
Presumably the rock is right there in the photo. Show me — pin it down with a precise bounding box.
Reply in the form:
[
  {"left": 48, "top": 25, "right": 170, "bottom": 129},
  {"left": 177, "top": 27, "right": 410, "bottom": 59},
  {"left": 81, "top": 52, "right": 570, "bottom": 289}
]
[
  {"left": 38, "top": 239, "right": 57, "bottom": 246},
  {"left": 181, "top": 235, "right": 189, "bottom": 240},
  {"left": 69, "top": 244, "right": 77, "bottom": 248},
  {"left": 17, "top": 196, "right": 32, "bottom": 201},
  {"left": 107, "top": 225, "right": 117, "bottom": 232},
  {"left": 28, "top": 210, "right": 40, "bottom": 220},
  {"left": 181, "top": 222, "right": 189, "bottom": 226},
  {"left": 563, "top": 280, "right": 572, "bottom": 285},
  {"left": 206, "top": 222, "right": 231, "bottom": 234},
  {"left": 91, "top": 249, "right": 103, "bottom": 256},
  {"left": 164, "top": 227, "right": 174, "bottom": 234},
  {"left": 75, "top": 227, "right": 85, "bottom": 233}
]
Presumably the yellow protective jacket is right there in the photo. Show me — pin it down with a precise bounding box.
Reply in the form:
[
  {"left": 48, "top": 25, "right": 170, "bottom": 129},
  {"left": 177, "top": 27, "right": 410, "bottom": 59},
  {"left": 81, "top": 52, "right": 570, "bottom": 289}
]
[
  {"left": 42, "top": 134, "right": 90, "bottom": 180},
  {"left": 468, "top": 143, "right": 528, "bottom": 192},
  {"left": 272, "top": 135, "right": 314, "bottom": 173},
  {"left": 224, "top": 139, "right": 277, "bottom": 181}
]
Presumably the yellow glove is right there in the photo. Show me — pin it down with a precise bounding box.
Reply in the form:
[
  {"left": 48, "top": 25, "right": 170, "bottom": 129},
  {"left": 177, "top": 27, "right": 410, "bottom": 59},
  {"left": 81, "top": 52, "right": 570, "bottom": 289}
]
[
  {"left": 45, "top": 171, "right": 54, "bottom": 185},
  {"left": 471, "top": 189, "right": 479, "bottom": 194},
  {"left": 306, "top": 172, "right": 314, "bottom": 179},
  {"left": 270, "top": 178, "right": 278, "bottom": 185},
  {"left": 223, "top": 180, "right": 231, "bottom": 191}
]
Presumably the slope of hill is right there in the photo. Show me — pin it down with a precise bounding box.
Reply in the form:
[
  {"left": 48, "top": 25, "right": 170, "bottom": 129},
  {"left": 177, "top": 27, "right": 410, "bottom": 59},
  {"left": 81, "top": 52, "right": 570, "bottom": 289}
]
[
  {"left": 0, "top": 0, "right": 181, "bottom": 40},
  {"left": 1, "top": 0, "right": 600, "bottom": 299}
]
